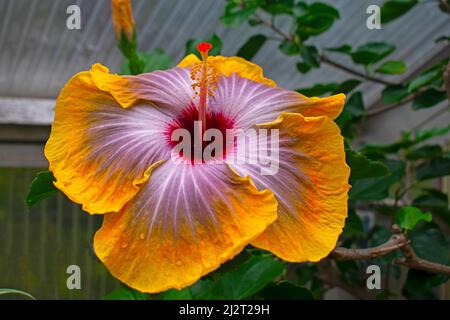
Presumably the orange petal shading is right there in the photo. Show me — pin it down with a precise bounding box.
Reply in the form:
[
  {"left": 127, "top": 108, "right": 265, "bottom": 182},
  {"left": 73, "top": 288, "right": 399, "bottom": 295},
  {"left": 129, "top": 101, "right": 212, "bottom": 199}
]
[
  {"left": 45, "top": 67, "right": 173, "bottom": 214},
  {"left": 94, "top": 161, "right": 278, "bottom": 293},
  {"left": 233, "top": 112, "right": 350, "bottom": 262}
]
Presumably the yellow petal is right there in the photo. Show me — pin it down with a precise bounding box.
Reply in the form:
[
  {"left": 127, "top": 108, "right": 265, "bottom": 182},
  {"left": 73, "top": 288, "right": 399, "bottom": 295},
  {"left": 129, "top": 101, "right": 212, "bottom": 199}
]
[
  {"left": 94, "top": 161, "right": 278, "bottom": 293},
  {"left": 178, "top": 55, "right": 276, "bottom": 87}
]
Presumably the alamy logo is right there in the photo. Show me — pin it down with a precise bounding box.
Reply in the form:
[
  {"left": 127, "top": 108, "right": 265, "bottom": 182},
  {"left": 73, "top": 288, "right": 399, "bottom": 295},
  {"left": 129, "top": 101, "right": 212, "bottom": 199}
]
[
  {"left": 66, "top": 265, "right": 81, "bottom": 290},
  {"left": 366, "top": 265, "right": 381, "bottom": 290},
  {"left": 66, "top": 5, "right": 81, "bottom": 30},
  {"left": 366, "top": 5, "right": 381, "bottom": 30}
]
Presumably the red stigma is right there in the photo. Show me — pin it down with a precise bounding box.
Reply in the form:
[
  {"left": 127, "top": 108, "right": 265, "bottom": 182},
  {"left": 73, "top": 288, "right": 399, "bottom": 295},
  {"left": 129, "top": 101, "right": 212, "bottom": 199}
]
[{"left": 197, "top": 42, "right": 212, "bottom": 53}]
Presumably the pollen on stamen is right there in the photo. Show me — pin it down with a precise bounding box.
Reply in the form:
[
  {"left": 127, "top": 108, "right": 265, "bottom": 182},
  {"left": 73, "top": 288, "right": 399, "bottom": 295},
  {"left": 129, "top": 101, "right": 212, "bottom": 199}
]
[{"left": 190, "top": 42, "right": 218, "bottom": 98}]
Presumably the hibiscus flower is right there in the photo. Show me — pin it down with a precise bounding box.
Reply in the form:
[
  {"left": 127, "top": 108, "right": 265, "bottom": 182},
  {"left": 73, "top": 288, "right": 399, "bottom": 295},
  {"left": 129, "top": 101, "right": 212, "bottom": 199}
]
[{"left": 45, "top": 42, "right": 350, "bottom": 293}]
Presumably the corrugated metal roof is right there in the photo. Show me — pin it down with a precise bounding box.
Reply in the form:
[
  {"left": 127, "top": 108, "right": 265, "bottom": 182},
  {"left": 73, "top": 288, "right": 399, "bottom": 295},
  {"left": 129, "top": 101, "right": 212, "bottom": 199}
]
[{"left": 0, "top": 0, "right": 449, "bottom": 143}]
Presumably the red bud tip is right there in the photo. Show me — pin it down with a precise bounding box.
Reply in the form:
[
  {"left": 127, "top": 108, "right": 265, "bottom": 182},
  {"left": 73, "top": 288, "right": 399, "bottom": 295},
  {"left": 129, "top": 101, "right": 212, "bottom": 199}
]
[{"left": 197, "top": 42, "right": 212, "bottom": 53}]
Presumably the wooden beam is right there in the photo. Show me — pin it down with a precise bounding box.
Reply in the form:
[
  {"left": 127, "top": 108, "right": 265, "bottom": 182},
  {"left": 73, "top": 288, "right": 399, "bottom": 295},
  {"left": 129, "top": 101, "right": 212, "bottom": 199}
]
[{"left": 0, "top": 97, "right": 54, "bottom": 125}]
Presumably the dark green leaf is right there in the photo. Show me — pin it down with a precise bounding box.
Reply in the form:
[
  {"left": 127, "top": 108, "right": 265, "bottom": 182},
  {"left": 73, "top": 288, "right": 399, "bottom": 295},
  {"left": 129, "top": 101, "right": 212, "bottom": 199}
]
[
  {"left": 346, "top": 149, "right": 390, "bottom": 180},
  {"left": 396, "top": 206, "right": 432, "bottom": 230},
  {"left": 207, "top": 255, "right": 285, "bottom": 299},
  {"left": 381, "top": 85, "right": 409, "bottom": 104},
  {"left": 334, "top": 79, "right": 361, "bottom": 94},
  {"left": 261, "top": 0, "right": 294, "bottom": 14},
  {"left": 344, "top": 92, "right": 365, "bottom": 118},
  {"left": 351, "top": 42, "right": 395, "bottom": 65},
  {"left": 237, "top": 35, "right": 267, "bottom": 60},
  {"left": 380, "top": 0, "right": 418, "bottom": 24},
  {"left": 295, "top": 3, "right": 340, "bottom": 40},
  {"left": 296, "top": 83, "right": 339, "bottom": 97},
  {"left": 413, "top": 189, "right": 448, "bottom": 209},
  {"left": 300, "top": 45, "right": 320, "bottom": 68},
  {"left": 260, "top": 281, "right": 314, "bottom": 300},
  {"left": 156, "top": 287, "right": 193, "bottom": 300},
  {"left": 185, "top": 33, "right": 223, "bottom": 59},
  {"left": 296, "top": 62, "right": 311, "bottom": 74},
  {"left": 416, "top": 157, "right": 450, "bottom": 181},
  {"left": 409, "top": 224, "right": 449, "bottom": 265},
  {"left": 375, "top": 60, "right": 407, "bottom": 74},
  {"left": 103, "top": 287, "right": 148, "bottom": 300},
  {"left": 279, "top": 41, "right": 300, "bottom": 55},
  {"left": 406, "top": 145, "right": 443, "bottom": 160},
  {"left": 343, "top": 207, "right": 365, "bottom": 237},
  {"left": 350, "top": 159, "right": 405, "bottom": 201},
  {"left": 435, "top": 35, "right": 450, "bottom": 43},
  {"left": 25, "top": 171, "right": 58, "bottom": 208},
  {"left": 403, "top": 269, "right": 448, "bottom": 299},
  {"left": 412, "top": 88, "right": 447, "bottom": 109},
  {"left": 326, "top": 44, "right": 352, "bottom": 55},
  {"left": 220, "top": 2, "right": 257, "bottom": 27}
]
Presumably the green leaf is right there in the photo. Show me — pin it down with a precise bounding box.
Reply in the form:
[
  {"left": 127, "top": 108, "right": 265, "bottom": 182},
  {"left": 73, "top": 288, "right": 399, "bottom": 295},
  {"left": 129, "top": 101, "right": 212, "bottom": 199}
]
[
  {"left": 343, "top": 207, "right": 365, "bottom": 237},
  {"left": 344, "top": 92, "right": 365, "bottom": 119},
  {"left": 0, "top": 289, "right": 36, "bottom": 300},
  {"left": 381, "top": 85, "right": 409, "bottom": 104},
  {"left": 351, "top": 42, "right": 395, "bottom": 65},
  {"left": 375, "top": 60, "right": 407, "bottom": 74},
  {"left": 185, "top": 33, "right": 223, "bottom": 59},
  {"left": 261, "top": 0, "right": 294, "bottom": 15},
  {"left": 380, "top": 0, "right": 418, "bottom": 24},
  {"left": 415, "top": 124, "right": 450, "bottom": 144},
  {"left": 279, "top": 41, "right": 300, "bottom": 55},
  {"left": 406, "top": 145, "right": 443, "bottom": 160},
  {"left": 346, "top": 149, "right": 390, "bottom": 180},
  {"left": 326, "top": 44, "right": 352, "bottom": 54},
  {"left": 259, "top": 281, "right": 314, "bottom": 300},
  {"left": 436, "top": 35, "right": 450, "bottom": 43},
  {"left": 413, "top": 189, "right": 450, "bottom": 225},
  {"left": 335, "top": 79, "right": 361, "bottom": 94},
  {"left": 350, "top": 159, "right": 405, "bottom": 201},
  {"left": 412, "top": 88, "right": 447, "bottom": 109},
  {"left": 409, "top": 224, "right": 449, "bottom": 265},
  {"left": 403, "top": 269, "right": 448, "bottom": 299},
  {"left": 300, "top": 45, "right": 320, "bottom": 68},
  {"left": 296, "top": 83, "right": 339, "bottom": 97},
  {"left": 120, "top": 49, "right": 172, "bottom": 74},
  {"left": 25, "top": 171, "right": 58, "bottom": 208},
  {"left": 237, "top": 35, "right": 267, "bottom": 61},
  {"left": 296, "top": 62, "right": 311, "bottom": 74},
  {"left": 396, "top": 206, "right": 432, "bottom": 230},
  {"left": 220, "top": 1, "right": 257, "bottom": 27},
  {"left": 156, "top": 287, "right": 193, "bottom": 300},
  {"left": 408, "top": 64, "right": 443, "bottom": 92},
  {"left": 416, "top": 157, "right": 450, "bottom": 181},
  {"left": 102, "top": 287, "right": 148, "bottom": 300},
  {"left": 296, "top": 80, "right": 361, "bottom": 97},
  {"left": 295, "top": 2, "right": 340, "bottom": 40},
  {"left": 207, "top": 255, "right": 285, "bottom": 299}
]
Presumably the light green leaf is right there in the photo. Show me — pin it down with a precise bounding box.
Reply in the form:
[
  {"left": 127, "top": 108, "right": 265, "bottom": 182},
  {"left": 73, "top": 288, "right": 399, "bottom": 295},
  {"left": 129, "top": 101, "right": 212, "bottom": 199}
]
[
  {"left": 396, "top": 206, "right": 432, "bottom": 230},
  {"left": 376, "top": 60, "right": 406, "bottom": 74}
]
